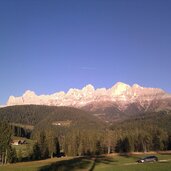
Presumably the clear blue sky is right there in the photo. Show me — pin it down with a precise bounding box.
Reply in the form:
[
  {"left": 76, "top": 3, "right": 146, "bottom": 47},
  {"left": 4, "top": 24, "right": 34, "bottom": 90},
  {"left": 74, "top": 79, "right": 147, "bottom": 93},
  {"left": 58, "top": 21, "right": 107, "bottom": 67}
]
[{"left": 0, "top": 0, "right": 171, "bottom": 104}]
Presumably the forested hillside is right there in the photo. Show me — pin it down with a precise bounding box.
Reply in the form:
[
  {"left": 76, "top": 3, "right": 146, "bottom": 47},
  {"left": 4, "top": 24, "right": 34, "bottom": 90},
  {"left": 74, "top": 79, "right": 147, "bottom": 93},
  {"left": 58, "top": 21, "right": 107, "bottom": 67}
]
[
  {"left": 0, "top": 105, "right": 106, "bottom": 159},
  {"left": 109, "top": 110, "right": 171, "bottom": 153},
  {"left": 0, "top": 105, "right": 171, "bottom": 164},
  {"left": 0, "top": 105, "right": 104, "bottom": 127}
]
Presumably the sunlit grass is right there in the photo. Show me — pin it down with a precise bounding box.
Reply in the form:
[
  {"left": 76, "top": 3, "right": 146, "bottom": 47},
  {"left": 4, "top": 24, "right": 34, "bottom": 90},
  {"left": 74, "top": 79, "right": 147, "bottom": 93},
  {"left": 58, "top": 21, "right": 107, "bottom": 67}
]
[
  {"left": 93, "top": 154, "right": 171, "bottom": 171},
  {"left": 0, "top": 154, "right": 171, "bottom": 171}
]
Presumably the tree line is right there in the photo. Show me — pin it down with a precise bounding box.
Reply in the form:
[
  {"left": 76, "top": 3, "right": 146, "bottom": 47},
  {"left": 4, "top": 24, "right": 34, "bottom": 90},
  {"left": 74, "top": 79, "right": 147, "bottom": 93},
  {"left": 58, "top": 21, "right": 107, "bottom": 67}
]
[
  {"left": 1, "top": 105, "right": 171, "bottom": 163},
  {"left": 1, "top": 120, "right": 171, "bottom": 164},
  {"left": 0, "top": 122, "right": 17, "bottom": 164},
  {"left": 32, "top": 124, "right": 171, "bottom": 159}
]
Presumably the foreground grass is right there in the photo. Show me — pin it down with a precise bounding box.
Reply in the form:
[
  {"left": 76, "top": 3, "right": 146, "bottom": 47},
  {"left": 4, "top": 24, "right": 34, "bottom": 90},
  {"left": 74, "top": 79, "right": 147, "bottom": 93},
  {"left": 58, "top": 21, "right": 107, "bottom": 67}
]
[
  {"left": 0, "top": 154, "right": 171, "bottom": 171},
  {"left": 0, "top": 157, "right": 93, "bottom": 171},
  {"left": 93, "top": 154, "right": 171, "bottom": 171}
]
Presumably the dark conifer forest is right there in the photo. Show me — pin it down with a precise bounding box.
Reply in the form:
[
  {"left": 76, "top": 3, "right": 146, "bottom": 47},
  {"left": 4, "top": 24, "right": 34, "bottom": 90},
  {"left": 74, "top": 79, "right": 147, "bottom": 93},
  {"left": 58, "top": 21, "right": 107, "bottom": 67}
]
[{"left": 0, "top": 105, "right": 171, "bottom": 163}]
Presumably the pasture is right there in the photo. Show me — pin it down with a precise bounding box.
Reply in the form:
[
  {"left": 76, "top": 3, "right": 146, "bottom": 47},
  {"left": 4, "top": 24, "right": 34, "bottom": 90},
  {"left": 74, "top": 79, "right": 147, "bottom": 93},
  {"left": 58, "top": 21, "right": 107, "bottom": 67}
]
[
  {"left": 0, "top": 153, "right": 171, "bottom": 171},
  {"left": 93, "top": 154, "right": 171, "bottom": 171}
]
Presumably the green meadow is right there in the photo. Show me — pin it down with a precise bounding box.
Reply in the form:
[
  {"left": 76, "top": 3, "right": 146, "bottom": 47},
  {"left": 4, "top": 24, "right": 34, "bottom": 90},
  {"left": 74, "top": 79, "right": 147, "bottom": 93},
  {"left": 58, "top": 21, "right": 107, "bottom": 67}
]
[
  {"left": 1, "top": 154, "right": 171, "bottom": 171},
  {"left": 93, "top": 154, "right": 171, "bottom": 171}
]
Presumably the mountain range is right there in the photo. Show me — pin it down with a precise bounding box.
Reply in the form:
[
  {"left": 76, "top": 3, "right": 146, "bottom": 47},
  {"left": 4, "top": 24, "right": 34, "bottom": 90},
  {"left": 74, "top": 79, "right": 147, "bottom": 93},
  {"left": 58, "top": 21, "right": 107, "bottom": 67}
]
[{"left": 5, "top": 82, "right": 171, "bottom": 122}]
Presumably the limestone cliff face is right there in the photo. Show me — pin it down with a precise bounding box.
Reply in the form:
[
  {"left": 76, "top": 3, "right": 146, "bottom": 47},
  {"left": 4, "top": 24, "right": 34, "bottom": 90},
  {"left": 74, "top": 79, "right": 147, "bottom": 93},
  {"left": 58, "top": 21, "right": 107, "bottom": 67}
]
[{"left": 6, "top": 82, "right": 171, "bottom": 114}]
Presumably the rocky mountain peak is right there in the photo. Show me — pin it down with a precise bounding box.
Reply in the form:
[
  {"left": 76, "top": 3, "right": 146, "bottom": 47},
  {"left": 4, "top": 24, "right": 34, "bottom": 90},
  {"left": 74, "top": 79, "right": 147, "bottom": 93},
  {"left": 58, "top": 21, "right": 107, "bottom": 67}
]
[
  {"left": 132, "top": 84, "right": 142, "bottom": 89},
  {"left": 110, "top": 82, "right": 131, "bottom": 96},
  {"left": 82, "top": 84, "right": 95, "bottom": 92},
  {"left": 5, "top": 82, "right": 171, "bottom": 113},
  {"left": 23, "top": 90, "right": 37, "bottom": 97}
]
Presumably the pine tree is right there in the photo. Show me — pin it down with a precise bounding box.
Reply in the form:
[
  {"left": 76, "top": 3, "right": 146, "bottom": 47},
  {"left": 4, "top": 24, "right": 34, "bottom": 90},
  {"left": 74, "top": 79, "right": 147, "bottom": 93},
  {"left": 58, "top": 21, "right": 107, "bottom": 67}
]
[
  {"left": 168, "top": 135, "right": 171, "bottom": 150},
  {"left": 7, "top": 146, "right": 17, "bottom": 163},
  {"left": 32, "top": 143, "right": 41, "bottom": 160},
  {"left": 0, "top": 122, "right": 12, "bottom": 164},
  {"left": 38, "top": 131, "right": 49, "bottom": 159},
  {"left": 122, "top": 137, "right": 131, "bottom": 153}
]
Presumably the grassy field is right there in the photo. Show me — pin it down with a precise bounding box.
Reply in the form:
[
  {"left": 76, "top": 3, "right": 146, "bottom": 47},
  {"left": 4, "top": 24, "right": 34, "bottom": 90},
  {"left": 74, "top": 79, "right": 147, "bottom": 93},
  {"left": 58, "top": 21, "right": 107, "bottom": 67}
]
[
  {"left": 0, "top": 154, "right": 171, "bottom": 171},
  {"left": 93, "top": 154, "right": 171, "bottom": 171},
  {"left": 12, "top": 136, "right": 35, "bottom": 159},
  {"left": 0, "top": 157, "right": 93, "bottom": 171},
  {"left": 10, "top": 123, "right": 34, "bottom": 130}
]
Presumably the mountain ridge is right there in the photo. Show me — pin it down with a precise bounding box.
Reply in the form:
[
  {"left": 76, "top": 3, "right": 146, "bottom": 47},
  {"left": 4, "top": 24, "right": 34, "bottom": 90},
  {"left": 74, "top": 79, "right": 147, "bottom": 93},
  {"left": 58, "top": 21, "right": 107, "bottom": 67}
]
[
  {"left": 6, "top": 82, "right": 169, "bottom": 106},
  {"left": 5, "top": 82, "right": 171, "bottom": 122}
]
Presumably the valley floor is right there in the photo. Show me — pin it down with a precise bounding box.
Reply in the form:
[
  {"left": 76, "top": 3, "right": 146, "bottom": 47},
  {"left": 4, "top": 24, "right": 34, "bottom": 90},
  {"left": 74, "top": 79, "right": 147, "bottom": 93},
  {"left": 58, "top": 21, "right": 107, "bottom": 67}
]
[{"left": 1, "top": 153, "right": 171, "bottom": 171}]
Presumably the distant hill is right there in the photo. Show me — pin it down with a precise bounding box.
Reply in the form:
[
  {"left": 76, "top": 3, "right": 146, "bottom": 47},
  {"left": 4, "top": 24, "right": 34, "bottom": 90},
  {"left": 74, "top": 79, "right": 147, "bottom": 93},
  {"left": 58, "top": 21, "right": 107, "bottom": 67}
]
[
  {"left": 110, "top": 110, "right": 171, "bottom": 134},
  {"left": 0, "top": 105, "right": 105, "bottom": 131},
  {"left": 1, "top": 104, "right": 171, "bottom": 156},
  {"left": 1, "top": 104, "right": 171, "bottom": 137}
]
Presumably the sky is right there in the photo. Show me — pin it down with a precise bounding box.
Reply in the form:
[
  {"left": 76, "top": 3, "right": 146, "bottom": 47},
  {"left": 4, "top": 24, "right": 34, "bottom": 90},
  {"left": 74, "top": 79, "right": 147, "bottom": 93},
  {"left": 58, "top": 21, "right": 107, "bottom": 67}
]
[{"left": 0, "top": 0, "right": 171, "bottom": 105}]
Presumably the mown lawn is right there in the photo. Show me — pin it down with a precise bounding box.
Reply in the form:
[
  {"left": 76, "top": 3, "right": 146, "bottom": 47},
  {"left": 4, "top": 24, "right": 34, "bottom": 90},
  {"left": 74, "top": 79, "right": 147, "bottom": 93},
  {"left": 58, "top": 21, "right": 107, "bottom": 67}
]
[
  {"left": 93, "top": 154, "right": 171, "bottom": 171},
  {"left": 0, "top": 157, "right": 93, "bottom": 171},
  {"left": 0, "top": 154, "right": 171, "bottom": 171}
]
